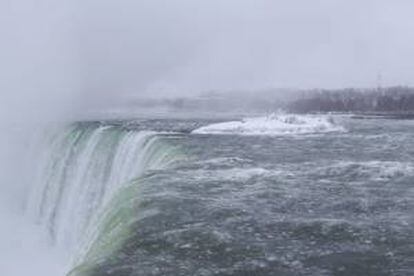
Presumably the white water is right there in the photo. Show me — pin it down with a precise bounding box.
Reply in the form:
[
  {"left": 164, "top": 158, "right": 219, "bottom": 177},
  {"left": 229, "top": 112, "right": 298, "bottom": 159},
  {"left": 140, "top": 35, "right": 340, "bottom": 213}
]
[
  {"left": 314, "top": 160, "right": 414, "bottom": 181},
  {"left": 0, "top": 124, "right": 179, "bottom": 275},
  {"left": 29, "top": 126, "right": 179, "bottom": 270},
  {"left": 192, "top": 114, "right": 345, "bottom": 136}
]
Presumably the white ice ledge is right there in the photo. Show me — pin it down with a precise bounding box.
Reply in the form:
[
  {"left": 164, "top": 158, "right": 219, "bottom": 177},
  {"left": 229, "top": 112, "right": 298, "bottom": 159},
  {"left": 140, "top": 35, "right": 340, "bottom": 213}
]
[{"left": 192, "top": 114, "right": 346, "bottom": 136}]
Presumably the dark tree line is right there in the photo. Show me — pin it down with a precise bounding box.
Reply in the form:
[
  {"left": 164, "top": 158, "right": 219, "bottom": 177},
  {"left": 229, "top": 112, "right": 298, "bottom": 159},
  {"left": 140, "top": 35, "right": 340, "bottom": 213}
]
[
  {"left": 128, "top": 86, "right": 414, "bottom": 114},
  {"left": 288, "top": 86, "right": 414, "bottom": 113}
]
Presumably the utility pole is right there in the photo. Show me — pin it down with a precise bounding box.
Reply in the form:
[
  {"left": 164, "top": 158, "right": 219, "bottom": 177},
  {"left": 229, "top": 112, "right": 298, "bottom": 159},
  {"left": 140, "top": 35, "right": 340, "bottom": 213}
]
[{"left": 377, "top": 72, "right": 384, "bottom": 95}]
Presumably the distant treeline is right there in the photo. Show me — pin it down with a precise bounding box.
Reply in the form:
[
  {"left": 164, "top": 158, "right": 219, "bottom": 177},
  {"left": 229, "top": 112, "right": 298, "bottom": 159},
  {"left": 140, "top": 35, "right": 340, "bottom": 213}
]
[
  {"left": 288, "top": 86, "right": 414, "bottom": 113},
  {"left": 128, "top": 86, "right": 414, "bottom": 114}
]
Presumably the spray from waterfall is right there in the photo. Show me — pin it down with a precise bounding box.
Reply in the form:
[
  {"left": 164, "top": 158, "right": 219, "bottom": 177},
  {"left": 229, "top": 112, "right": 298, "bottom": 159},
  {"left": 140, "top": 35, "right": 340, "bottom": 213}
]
[{"left": 22, "top": 124, "right": 183, "bottom": 274}]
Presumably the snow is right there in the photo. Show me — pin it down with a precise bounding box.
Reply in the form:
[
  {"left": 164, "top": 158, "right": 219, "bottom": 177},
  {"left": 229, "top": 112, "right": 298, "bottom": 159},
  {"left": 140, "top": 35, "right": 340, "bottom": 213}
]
[{"left": 192, "top": 114, "right": 345, "bottom": 136}]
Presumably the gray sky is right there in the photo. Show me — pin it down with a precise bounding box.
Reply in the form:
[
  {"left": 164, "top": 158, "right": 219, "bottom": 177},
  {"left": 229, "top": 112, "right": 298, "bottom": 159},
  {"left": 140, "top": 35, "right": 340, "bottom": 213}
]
[
  {"left": 77, "top": 0, "right": 414, "bottom": 97},
  {"left": 2, "top": 0, "right": 414, "bottom": 112}
]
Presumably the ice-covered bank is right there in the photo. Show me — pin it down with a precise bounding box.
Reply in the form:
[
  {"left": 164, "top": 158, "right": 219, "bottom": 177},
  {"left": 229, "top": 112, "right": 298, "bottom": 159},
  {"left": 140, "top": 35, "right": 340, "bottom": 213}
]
[{"left": 192, "top": 114, "right": 345, "bottom": 136}]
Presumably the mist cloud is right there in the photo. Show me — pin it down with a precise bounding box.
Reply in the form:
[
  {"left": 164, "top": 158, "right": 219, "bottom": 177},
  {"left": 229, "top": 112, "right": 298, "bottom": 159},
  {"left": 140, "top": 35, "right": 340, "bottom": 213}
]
[{"left": 2, "top": 0, "right": 414, "bottom": 113}]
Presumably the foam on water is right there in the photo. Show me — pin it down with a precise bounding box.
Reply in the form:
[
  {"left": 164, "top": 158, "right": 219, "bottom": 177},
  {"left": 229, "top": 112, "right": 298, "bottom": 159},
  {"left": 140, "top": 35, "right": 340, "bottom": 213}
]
[
  {"left": 191, "top": 168, "right": 270, "bottom": 182},
  {"left": 192, "top": 114, "right": 345, "bottom": 136},
  {"left": 312, "top": 161, "right": 414, "bottom": 181}
]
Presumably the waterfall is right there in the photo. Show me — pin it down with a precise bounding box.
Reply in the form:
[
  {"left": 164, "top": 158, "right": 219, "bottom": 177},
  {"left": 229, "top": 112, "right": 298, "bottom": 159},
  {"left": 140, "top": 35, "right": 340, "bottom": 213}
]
[{"left": 25, "top": 123, "right": 181, "bottom": 274}]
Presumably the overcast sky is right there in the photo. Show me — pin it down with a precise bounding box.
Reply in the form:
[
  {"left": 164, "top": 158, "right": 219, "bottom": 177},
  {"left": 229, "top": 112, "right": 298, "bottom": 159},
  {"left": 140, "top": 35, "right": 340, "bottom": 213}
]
[
  {"left": 78, "top": 0, "right": 414, "bottom": 96},
  {"left": 2, "top": 0, "right": 414, "bottom": 110}
]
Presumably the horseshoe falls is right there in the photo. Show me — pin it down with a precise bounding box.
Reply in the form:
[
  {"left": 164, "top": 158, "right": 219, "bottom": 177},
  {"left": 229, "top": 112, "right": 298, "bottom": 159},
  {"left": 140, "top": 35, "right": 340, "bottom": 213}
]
[
  {"left": 4, "top": 0, "right": 414, "bottom": 274},
  {"left": 0, "top": 123, "right": 182, "bottom": 275},
  {"left": 28, "top": 125, "right": 177, "bottom": 250},
  {"left": 1, "top": 115, "right": 413, "bottom": 276}
]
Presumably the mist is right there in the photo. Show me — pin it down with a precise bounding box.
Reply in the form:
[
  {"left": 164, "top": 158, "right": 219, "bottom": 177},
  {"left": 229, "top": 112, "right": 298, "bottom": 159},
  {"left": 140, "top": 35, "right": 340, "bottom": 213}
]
[
  {"left": 2, "top": 0, "right": 414, "bottom": 111},
  {"left": 1, "top": 1, "right": 414, "bottom": 275},
  {"left": 1, "top": 0, "right": 414, "bottom": 220},
  {"left": 76, "top": 0, "right": 414, "bottom": 99}
]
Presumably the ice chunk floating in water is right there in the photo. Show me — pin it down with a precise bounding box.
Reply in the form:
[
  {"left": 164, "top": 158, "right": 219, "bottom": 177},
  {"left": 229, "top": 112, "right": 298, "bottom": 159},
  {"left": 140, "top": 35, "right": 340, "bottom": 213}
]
[{"left": 192, "top": 114, "right": 345, "bottom": 136}]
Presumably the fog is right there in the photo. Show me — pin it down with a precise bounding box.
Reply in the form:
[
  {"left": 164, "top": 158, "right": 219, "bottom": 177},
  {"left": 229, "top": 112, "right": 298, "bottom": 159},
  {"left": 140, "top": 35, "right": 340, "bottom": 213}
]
[
  {"left": 1, "top": 0, "right": 413, "bottom": 209},
  {"left": 77, "top": 0, "right": 414, "bottom": 99},
  {"left": 1, "top": 1, "right": 414, "bottom": 275},
  {"left": 2, "top": 0, "right": 414, "bottom": 115}
]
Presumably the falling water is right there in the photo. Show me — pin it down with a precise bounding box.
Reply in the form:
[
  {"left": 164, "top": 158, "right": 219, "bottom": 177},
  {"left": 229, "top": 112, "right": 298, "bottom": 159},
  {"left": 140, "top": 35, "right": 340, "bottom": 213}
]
[{"left": 21, "top": 123, "right": 182, "bottom": 274}]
